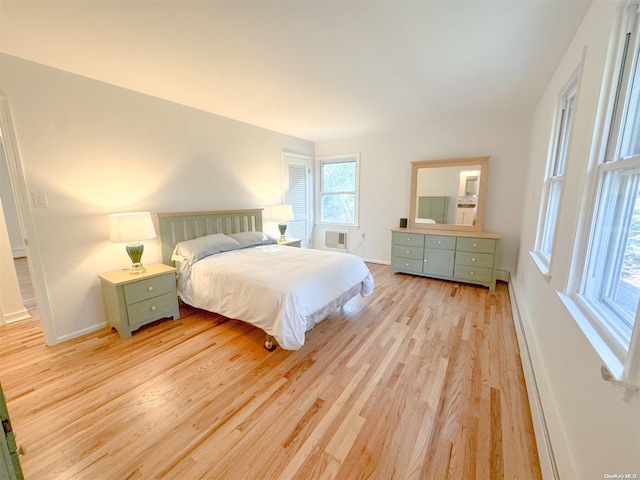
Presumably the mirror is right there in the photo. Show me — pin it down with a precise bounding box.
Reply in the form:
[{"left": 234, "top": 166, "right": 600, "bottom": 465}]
[{"left": 409, "top": 156, "right": 489, "bottom": 232}]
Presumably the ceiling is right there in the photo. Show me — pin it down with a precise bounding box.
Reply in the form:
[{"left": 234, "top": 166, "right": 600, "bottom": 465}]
[{"left": 0, "top": 1, "right": 592, "bottom": 142}]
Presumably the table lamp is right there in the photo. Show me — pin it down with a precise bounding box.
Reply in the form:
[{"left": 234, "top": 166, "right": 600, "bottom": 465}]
[
  {"left": 109, "top": 212, "right": 156, "bottom": 273},
  {"left": 271, "top": 204, "right": 294, "bottom": 242}
]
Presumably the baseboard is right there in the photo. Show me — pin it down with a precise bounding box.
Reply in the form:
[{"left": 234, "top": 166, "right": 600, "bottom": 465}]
[
  {"left": 56, "top": 321, "right": 108, "bottom": 343},
  {"left": 508, "top": 277, "right": 560, "bottom": 480},
  {"left": 12, "top": 248, "right": 26, "bottom": 258},
  {"left": 3, "top": 307, "right": 31, "bottom": 324},
  {"left": 496, "top": 268, "right": 510, "bottom": 283},
  {"left": 363, "top": 258, "right": 390, "bottom": 265}
]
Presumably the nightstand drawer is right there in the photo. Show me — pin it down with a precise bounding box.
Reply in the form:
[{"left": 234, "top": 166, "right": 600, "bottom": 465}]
[
  {"left": 127, "top": 292, "right": 178, "bottom": 327},
  {"left": 123, "top": 274, "right": 175, "bottom": 305}
]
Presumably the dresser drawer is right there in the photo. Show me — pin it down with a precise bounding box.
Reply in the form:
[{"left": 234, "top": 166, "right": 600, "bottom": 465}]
[
  {"left": 393, "top": 232, "right": 425, "bottom": 248},
  {"left": 392, "top": 256, "right": 424, "bottom": 274},
  {"left": 123, "top": 274, "right": 175, "bottom": 305},
  {"left": 456, "top": 237, "right": 496, "bottom": 254},
  {"left": 454, "top": 265, "right": 493, "bottom": 283},
  {"left": 127, "top": 292, "right": 178, "bottom": 327},
  {"left": 424, "top": 235, "right": 455, "bottom": 250},
  {"left": 393, "top": 244, "right": 424, "bottom": 260},
  {"left": 455, "top": 251, "right": 494, "bottom": 269}
]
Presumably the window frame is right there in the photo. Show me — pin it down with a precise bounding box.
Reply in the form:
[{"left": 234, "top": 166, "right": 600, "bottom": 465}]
[
  {"left": 316, "top": 153, "right": 360, "bottom": 227},
  {"left": 560, "top": 2, "right": 640, "bottom": 390},
  {"left": 532, "top": 71, "right": 580, "bottom": 276}
]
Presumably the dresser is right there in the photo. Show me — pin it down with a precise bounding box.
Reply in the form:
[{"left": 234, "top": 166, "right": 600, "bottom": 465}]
[
  {"left": 0, "top": 383, "right": 24, "bottom": 480},
  {"left": 391, "top": 228, "right": 501, "bottom": 290},
  {"left": 99, "top": 263, "right": 180, "bottom": 338}
]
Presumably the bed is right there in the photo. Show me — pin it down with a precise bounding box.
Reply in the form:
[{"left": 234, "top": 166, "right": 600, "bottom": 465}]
[{"left": 158, "top": 209, "right": 374, "bottom": 350}]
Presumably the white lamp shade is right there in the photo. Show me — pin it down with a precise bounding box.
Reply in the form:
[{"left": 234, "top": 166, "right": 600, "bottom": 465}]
[
  {"left": 109, "top": 212, "right": 156, "bottom": 243},
  {"left": 271, "top": 204, "right": 294, "bottom": 222}
]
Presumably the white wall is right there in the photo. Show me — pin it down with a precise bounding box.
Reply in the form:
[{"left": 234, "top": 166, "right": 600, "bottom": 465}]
[
  {"left": 514, "top": 1, "right": 640, "bottom": 477},
  {"left": 0, "top": 54, "right": 313, "bottom": 342},
  {"left": 314, "top": 117, "right": 532, "bottom": 273}
]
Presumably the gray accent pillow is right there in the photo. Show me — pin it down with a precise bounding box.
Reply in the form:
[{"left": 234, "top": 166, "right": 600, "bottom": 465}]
[
  {"left": 171, "top": 233, "right": 241, "bottom": 266},
  {"left": 228, "top": 231, "right": 277, "bottom": 248}
]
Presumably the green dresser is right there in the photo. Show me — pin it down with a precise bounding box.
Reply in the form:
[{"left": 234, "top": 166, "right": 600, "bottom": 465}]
[
  {"left": 391, "top": 228, "right": 500, "bottom": 290},
  {"left": 99, "top": 263, "right": 180, "bottom": 338},
  {"left": 0, "top": 383, "right": 24, "bottom": 480}
]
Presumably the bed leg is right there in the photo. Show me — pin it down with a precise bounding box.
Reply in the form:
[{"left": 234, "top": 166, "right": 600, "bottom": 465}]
[{"left": 264, "top": 335, "right": 276, "bottom": 351}]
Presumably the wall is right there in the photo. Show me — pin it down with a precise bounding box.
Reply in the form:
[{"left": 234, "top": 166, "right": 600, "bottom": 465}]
[
  {"left": 514, "top": 1, "right": 640, "bottom": 477},
  {"left": 0, "top": 54, "right": 314, "bottom": 342},
  {"left": 314, "top": 117, "right": 532, "bottom": 273}
]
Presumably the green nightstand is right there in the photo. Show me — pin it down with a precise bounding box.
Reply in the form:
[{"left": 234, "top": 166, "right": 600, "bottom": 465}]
[{"left": 99, "top": 263, "right": 179, "bottom": 338}]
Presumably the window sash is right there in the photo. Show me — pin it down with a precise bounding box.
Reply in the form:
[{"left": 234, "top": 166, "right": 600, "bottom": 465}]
[
  {"left": 317, "top": 154, "right": 360, "bottom": 226},
  {"left": 534, "top": 74, "right": 578, "bottom": 271},
  {"left": 582, "top": 162, "right": 640, "bottom": 348}
]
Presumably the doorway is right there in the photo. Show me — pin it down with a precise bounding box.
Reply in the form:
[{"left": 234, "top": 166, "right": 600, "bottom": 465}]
[{"left": 0, "top": 92, "right": 54, "bottom": 344}]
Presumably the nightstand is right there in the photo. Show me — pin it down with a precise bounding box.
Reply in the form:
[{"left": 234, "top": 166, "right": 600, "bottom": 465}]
[
  {"left": 98, "top": 263, "right": 179, "bottom": 338},
  {"left": 278, "top": 238, "right": 301, "bottom": 248}
]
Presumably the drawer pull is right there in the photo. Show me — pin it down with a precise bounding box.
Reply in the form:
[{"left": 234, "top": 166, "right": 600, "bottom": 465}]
[
  {"left": 406, "top": 250, "right": 410, "bottom": 254},
  {"left": 405, "top": 263, "right": 410, "bottom": 266},
  {"left": 147, "top": 286, "right": 154, "bottom": 292},
  {"left": 473, "top": 243, "right": 478, "bottom": 247},
  {"left": 469, "top": 271, "right": 475, "bottom": 276},
  {"left": 437, "top": 240, "right": 442, "bottom": 245},
  {"left": 471, "top": 257, "right": 477, "bottom": 262},
  {"left": 150, "top": 305, "right": 157, "bottom": 311},
  {"left": 406, "top": 237, "right": 412, "bottom": 242}
]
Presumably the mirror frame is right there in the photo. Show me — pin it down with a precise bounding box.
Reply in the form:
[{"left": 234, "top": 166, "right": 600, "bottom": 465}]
[{"left": 408, "top": 156, "right": 490, "bottom": 232}]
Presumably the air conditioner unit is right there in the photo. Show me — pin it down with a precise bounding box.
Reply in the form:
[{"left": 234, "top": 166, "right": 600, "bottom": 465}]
[{"left": 325, "top": 230, "right": 347, "bottom": 250}]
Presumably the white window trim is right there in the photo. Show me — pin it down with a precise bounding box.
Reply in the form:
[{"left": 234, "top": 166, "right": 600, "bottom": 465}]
[
  {"left": 560, "top": 2, "right": 640, "bottom": 393},
  {"left": 315, "top": 153, "right": 360, "bottom": 228},
  {"left": 531, "top": 68, "right": 580, "bottom": 279}
]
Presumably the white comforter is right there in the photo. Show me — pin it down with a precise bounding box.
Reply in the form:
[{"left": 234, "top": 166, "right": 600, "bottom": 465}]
[{"left": 178, "top": 245, "right": 374, "bottom": 350}]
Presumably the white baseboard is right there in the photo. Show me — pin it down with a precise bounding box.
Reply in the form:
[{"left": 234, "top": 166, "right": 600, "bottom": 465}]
[
  {"left": 3, "top": 307, "right": 31, "bottom": 324},
  {"left": 56, "top": 321, "right": 108, "bottom": 343},
  {"left": 12, "top": 248, "right": 26, "bottom": 258},
  {"left": 508, "top": 277, "right": 560, "bottom": 480}
]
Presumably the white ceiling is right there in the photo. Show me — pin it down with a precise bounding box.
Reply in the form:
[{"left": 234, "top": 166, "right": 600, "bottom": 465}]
[{"left": 0, "top": 1, "right": 592, "bottom": 141}]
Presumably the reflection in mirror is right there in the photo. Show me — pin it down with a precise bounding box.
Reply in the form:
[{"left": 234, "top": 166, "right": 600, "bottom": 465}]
[{"left": 409, "top": 157, "right": 489, "bottom": 232}]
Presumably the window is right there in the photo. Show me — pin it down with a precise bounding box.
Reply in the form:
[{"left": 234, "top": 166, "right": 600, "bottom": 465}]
[
  {"left": 533, "top": 73, "right": 578, "bottom": 274},
  {"left": 283, "top": 152, "right": 312, "bottom": 248},
  {"left": 317, "top": 153, "right": 360, "bottom": 226},
  {"left": 562, "top": 4, "right": 640, "bottom": 387}
]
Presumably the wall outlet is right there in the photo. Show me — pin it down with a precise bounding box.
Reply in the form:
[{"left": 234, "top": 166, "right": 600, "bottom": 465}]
[{"left": 33, "top": 193, "right": 49, "bottom": 208}]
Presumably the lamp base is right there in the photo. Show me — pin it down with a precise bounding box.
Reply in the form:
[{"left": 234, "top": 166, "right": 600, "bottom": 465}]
[
  {"left": 126, "top": 242, "right": 146, "bottom": 274},
  {"left": 278, "top": 223, "right": 287, "bottom": 242},
  {"left": 129, "top": 263, "right": 146, "bottom": 274}
]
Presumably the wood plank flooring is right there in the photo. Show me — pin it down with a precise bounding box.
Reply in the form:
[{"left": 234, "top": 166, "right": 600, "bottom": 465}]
[{"left": 0, "top": 259, "right": 541, "bottom": 479}]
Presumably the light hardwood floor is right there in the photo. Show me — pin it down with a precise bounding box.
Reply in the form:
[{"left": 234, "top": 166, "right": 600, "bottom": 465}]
[{"left": 1, "top": 259, "right": 541, "bottom": 479}]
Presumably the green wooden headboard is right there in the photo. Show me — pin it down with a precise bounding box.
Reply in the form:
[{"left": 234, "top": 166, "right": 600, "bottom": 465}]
[{"left": 157, "top": 209, "right": 264, "bottom": 265}]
